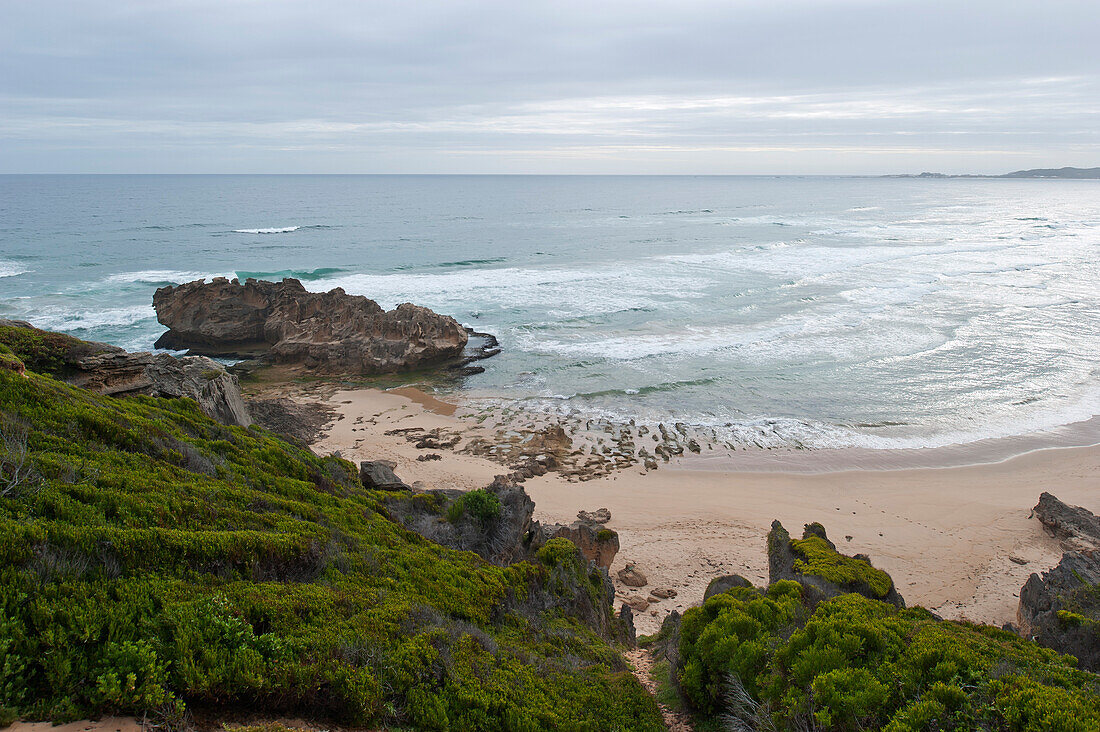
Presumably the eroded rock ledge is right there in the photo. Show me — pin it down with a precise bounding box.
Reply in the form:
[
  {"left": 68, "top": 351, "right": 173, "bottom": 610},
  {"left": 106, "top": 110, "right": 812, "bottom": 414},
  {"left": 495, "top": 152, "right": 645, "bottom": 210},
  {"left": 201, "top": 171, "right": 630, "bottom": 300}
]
[
  {"left": 0, "top": 319, "right": 250, "bottom": 427},
  {"left": 153, "top": 277, "right": 469, "bottom": 374}
]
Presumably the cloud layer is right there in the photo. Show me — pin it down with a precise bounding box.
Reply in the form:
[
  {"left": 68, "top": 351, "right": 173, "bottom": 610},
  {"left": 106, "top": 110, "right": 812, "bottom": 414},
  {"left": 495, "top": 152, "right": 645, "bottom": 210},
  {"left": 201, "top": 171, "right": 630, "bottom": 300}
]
[{"left": 2, "top": 1, "right": 1097, "bottom": 173}]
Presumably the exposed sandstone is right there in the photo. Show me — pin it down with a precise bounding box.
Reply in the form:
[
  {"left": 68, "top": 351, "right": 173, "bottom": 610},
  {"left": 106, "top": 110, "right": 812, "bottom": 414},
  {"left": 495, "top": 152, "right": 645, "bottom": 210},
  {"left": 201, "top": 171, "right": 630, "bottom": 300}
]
[{"left": 153, "top": 277, "right": 468, "bottom": 374}]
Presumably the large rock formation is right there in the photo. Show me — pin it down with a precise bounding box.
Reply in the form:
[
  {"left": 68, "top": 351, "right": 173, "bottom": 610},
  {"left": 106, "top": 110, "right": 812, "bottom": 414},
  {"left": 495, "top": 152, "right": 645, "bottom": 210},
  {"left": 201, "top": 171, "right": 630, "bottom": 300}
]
[
  {"left": 153, "top": 277, "right": 468, "bottom": 374},
  {"left": 767, "top": 520, "right": 905, "bottom": 608},
  {"left": 1018, "top": 493, "right": 1100, "bottom": 671},
  {"left": 0, "top": 320, "right": 250, "bottom": 427}
]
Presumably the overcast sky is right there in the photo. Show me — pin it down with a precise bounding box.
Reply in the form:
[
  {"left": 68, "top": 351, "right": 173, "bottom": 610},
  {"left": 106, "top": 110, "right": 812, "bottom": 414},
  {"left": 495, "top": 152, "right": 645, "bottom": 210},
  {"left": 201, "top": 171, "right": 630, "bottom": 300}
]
[{"left": 1, "top": 0, "right": 1097, "bottom": 174}]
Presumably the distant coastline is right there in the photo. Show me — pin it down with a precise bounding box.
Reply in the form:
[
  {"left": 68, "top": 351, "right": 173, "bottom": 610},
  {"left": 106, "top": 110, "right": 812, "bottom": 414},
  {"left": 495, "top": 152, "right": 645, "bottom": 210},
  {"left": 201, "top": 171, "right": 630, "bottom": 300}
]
[{"left": 887, "top": 166, "right": 1100, "bottom": 179}]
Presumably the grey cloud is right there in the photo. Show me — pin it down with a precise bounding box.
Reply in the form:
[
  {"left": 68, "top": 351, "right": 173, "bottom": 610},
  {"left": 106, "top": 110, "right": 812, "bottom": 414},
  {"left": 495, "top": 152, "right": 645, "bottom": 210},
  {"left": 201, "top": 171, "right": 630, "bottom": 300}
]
[{"left": 1, "top": 0, "right": 1097, "bottom": 172}]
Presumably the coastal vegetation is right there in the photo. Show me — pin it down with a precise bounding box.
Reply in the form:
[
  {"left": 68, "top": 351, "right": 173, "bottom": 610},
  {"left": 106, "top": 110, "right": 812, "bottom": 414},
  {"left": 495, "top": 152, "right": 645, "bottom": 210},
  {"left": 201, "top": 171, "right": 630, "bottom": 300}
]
[
  {"left": 650, "top": 535, "right": 1100, "bottom": 731},
  {"left": 5, "top": 326, "right": 1100, "bottom": 732},
  {"left": 0, "top": 355, "right": 662, "bottom": 730}
]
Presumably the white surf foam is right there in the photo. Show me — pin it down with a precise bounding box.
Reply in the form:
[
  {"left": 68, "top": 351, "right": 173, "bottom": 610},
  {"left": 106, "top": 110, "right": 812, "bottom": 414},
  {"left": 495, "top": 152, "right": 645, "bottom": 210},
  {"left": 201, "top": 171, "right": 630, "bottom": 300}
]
[
  {"left": 104, "top": 270, "right": 224, "bottom": 285},
  {"left": 0, "top": 261, "right": 29, "bottom": 279},
  {"left": 233, "top": 226, "right": 300, "bottom": 234},
  {"left": 34, "top": 305, "right": 157, "bottom": 332}
]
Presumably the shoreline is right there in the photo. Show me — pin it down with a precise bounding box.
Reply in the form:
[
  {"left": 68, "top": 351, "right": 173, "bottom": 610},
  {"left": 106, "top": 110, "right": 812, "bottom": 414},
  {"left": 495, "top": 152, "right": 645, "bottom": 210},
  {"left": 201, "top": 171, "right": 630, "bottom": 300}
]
[{"left": 300, "top": 382, "right": 1100, "bottom": 636}]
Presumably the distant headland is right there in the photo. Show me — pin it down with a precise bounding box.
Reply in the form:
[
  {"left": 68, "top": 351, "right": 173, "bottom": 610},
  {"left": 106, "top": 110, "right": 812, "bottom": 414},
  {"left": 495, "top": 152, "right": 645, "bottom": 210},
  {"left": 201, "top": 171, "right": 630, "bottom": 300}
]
[{"left": 888, "top": 166, "right": 1100, "bottom": 179}]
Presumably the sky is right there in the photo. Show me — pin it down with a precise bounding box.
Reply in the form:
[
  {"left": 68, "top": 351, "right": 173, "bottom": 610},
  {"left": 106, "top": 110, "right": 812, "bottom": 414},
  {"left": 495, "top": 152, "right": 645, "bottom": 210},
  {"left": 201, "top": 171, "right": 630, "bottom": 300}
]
[{"left": 1, "top": 0, "right": 1098, "bottom": 174}]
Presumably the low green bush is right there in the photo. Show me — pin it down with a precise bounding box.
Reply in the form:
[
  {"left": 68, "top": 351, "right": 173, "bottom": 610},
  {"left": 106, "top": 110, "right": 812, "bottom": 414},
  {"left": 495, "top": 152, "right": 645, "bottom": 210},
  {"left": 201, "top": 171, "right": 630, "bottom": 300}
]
[
  {"left": 0, "top": 368, "right": 662, "bottom": 730},
  {"left": 678, "top": 583, "right": 1100, "bottom": 731}
]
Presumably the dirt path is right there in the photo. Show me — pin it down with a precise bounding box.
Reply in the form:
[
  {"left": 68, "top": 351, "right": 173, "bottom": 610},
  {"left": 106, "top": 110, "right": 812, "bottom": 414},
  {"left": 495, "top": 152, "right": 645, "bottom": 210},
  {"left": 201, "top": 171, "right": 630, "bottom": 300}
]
[{"left": 624, "top": 647, "right": 695, "bottom": 731}]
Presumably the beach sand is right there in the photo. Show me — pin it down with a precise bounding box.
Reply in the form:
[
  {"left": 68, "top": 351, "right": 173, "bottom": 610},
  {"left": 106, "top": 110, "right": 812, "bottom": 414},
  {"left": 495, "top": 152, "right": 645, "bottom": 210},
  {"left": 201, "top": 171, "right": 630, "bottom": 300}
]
[{"left": 311, "top": 386, "right": 1100, "bottom": 635}]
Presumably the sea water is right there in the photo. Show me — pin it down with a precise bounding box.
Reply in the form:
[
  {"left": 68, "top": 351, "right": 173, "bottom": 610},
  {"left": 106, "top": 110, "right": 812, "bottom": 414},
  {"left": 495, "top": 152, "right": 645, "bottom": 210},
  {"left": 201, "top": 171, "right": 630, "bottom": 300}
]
[{"left": 2, "top": 174, "right": 1098, "bottom": 451}]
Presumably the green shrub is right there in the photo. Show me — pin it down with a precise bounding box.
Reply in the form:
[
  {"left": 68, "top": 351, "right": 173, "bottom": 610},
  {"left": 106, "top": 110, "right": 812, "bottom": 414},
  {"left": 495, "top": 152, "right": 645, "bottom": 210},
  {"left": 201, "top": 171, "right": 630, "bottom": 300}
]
[
  {"left": 679, "top": 584, "right": 1100, "bottom": 731},
  {"left": 0, "top": 369, "right": 662, "bottom": 730},
  {"left": 462, "top": 489, "right": 501, "bottom": 523},
  {"left": 536, "top": 538, "right": 578, "bottom": 568}
]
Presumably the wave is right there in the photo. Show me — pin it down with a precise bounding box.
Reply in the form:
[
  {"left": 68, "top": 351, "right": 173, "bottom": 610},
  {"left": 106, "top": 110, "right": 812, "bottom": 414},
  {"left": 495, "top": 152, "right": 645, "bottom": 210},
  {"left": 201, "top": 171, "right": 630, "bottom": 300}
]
[
  {"left": 33, "top": 305, "right": 157, "bottom": 332},
  {"left": 391, "top": 258, "right": 508, "bottom": 271},
  {"left": 0, "top": 261, "right": 29, "bottom": 278},
  {"left": 432, "top": 257, "right": 508, "bottom": 268},
  {"left": 236, "top": 267, "right": 347, "bottom": 281},
  {"left": 233, "top": 226, "right": 300, "bottom": 234},
  {"left": 104, "top": 270, "right": 225, "bottom": 286}
]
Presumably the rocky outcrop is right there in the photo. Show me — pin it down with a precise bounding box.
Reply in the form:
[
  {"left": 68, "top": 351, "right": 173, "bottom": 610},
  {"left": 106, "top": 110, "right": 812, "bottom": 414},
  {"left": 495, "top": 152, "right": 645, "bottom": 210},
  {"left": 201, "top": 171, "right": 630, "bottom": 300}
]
[
  {"left": 1033, "top": 491, "right": 1100, "bottom": 551},
  {"left": 0, "top": 320, "right": 250, "bottom": 427},
  {"left": 376, "top": 471, "right": 629, "bottom": 641},
  {"left": 153, "top": 277, "right": 468, "bottom": 375},
  {"left": 1018, "top": 493, "right": 1100, "bottom": 671},
  {"left": 538, "top": 507, "right": 619, "bottom": 570},
  {"left": 382, "top": 475, "right": 540, "bottom": 566},
  {"left": 767, "top": 520, "right": 905, "bottom": 608},
  {"left": 540, "top": 521, "right": 620, "bottom": 570},
  {"left": 703, "top": 574, "right": 753, "bottom": 601},
  {"left": 359, "top": 460, "right": 411, "bottom": 491}
]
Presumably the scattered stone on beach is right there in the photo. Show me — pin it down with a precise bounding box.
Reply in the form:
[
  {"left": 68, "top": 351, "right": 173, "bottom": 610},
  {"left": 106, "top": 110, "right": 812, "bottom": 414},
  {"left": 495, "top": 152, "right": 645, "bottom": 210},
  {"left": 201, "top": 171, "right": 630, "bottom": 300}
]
[
  {"left": 650, "top": 587, "right": 677, "bottom": 599},
  {"left": 417, "top": 453, "right": 443, "bottom": 462},
  {"left": 622, "top": 594, "right": 650, "bottom": 612},
  {"left": 577, "top": 508, "right": 612, "bottom": 524},
  {"left": 617, "top": 563, "right": 649, "bottom": 588},
  {"left": 153, "top": 277, "right": 468, "bottom": 374}
]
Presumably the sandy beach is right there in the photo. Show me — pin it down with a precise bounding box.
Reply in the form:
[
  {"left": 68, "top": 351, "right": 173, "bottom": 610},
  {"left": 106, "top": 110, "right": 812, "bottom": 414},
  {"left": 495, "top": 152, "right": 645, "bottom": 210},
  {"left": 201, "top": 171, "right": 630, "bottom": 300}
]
[{"left": 310, "top": 385, "right": 1100, "bottom": 635}]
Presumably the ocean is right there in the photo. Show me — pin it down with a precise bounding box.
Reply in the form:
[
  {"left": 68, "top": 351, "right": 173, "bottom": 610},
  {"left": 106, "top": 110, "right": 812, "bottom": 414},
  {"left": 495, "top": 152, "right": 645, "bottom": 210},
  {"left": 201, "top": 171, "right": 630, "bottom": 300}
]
[{"left": 2, "top": 174, "right": 1098, "bottom": 452}]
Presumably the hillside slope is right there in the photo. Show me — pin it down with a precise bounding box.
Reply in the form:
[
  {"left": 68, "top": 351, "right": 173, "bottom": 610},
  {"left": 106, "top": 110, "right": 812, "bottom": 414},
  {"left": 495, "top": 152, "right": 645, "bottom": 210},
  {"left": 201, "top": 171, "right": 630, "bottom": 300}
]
[{"left": 0, "top": 360, "right": 661, "bottom": 730}]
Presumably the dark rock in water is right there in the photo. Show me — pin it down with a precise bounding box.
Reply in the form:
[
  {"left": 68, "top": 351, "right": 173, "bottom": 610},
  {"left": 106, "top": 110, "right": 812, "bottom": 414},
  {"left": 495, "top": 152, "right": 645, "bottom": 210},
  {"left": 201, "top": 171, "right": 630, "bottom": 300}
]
[
  {"left": 1033, "top": 491, "right": 1100, "bottom": 551},
  {"left": 448, "top": 328, "right": 502, "bottom": 375},
  {"left": 153, "top": 277, "right": 468, "bottom": 374},
  {"left": 703, "top": 574, "right": 754, "bottom": 601},
  {"left": 1017, "top": 493, "right": 1100, "bottom": 671},
  {"left": 359, "top": 460, "right": 410, "bottom": 491},
  {"left": 0, "top": 320, "right": 250, "bottom": 427},
  {"left": 767, "top": 520, "right": 905, "bottom": 608},
  {"left": 246, "top": 396, "right": 333, "bottom": 446}
]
